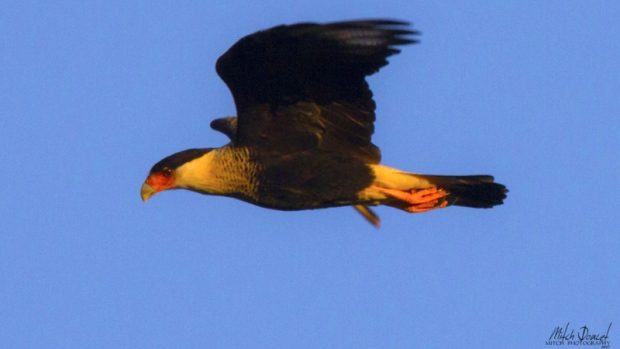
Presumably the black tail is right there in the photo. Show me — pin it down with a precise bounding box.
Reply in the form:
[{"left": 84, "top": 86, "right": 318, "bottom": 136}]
[{"left": 423, "top": 175, "right": 508, "bottom": 208}]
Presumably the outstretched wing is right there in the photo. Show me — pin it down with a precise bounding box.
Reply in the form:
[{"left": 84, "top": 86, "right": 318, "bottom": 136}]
[{"left": 215, "top": 20, "right": 418, "bottom": 163}]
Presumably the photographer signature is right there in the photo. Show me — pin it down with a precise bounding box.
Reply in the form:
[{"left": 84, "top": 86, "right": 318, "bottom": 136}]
[{"left": 548, "top": 322, "right": 612, "bottom": 347}]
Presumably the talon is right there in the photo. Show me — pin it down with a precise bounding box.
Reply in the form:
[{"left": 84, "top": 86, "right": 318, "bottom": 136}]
[
  {"left": 405, "top": 198, "right": 448, "bottom": 213},
  {"left": 407, "top": 187, "right": 446, "bottom": 204},
  {"left": 376, "top": 186, "right": 450, "bottom": 214}
]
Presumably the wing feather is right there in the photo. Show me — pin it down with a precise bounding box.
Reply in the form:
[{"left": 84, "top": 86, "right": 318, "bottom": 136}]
[{"left": 215, "top": 19, "right": 418, "bottom": 162}]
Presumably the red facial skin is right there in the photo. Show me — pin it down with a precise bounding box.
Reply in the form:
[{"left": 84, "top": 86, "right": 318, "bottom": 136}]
[{"left": 146, "top": 170, "right": 175, "bottom": 192}]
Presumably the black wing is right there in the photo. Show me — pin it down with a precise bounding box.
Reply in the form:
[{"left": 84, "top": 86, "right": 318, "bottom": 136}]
[{"left": 215, "top": 19, "right": 418, "bottom": 163}]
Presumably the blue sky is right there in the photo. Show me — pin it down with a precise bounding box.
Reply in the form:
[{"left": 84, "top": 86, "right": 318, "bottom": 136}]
[{"left": 1, "top": 1, "right": 619, "bottom": 348}]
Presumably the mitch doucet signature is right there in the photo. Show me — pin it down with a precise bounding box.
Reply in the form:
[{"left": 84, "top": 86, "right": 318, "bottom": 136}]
[{"left": 547, "top": 322, "right": 612, "bottom": 347}]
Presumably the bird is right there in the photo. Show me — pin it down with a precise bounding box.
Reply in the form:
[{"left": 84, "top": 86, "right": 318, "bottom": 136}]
[{"left": 140, "top": 19, "right": 507, "bottom": 227}]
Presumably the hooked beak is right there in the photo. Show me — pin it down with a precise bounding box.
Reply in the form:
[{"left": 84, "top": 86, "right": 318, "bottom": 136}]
[{"left": 141, "top": 182, "right": 156, "bottom": 202}]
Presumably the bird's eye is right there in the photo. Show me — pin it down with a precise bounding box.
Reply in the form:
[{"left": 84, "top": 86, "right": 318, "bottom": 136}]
[{"left": 162, "top": 167, "right": 173, "bottom": 177}]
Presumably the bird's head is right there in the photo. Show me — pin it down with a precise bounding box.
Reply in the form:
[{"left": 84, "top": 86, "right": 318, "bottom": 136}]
[{"left": 141, "top": 148, "right": 213, "bottom": 201}]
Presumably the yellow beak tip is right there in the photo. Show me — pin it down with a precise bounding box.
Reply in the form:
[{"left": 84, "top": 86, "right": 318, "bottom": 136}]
[{"left": 140, "top": 183, "right": 156, "bottom": 202}]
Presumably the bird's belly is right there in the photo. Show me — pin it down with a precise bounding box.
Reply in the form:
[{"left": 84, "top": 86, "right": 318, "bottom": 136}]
[{"left": 252, "top": 154, "right": 375, "bottom": 210}]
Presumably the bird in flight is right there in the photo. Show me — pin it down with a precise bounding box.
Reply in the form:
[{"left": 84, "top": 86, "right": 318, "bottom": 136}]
[{"left": 141, "top": 19, "right": 507, "bottom": 227}]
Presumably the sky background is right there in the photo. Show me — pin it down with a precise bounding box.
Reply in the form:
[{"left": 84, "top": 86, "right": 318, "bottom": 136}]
[{"left": 1, "top": 1, "right": 619, "bottom": 348}]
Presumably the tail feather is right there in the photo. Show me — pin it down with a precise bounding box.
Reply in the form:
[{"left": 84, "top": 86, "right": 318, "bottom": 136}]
[{"left": 422, "top": 175, "right": 508, "bottom": 208}]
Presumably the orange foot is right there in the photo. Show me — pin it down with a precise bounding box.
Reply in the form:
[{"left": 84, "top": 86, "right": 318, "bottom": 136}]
[{"left": 376, "top": 187, "right": 449, "bottom": 213}]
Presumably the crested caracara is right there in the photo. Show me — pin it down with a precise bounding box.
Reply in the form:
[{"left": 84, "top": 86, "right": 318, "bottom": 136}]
[{"left": 141, "top": 19, "right": 508, "bottom": 227}]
